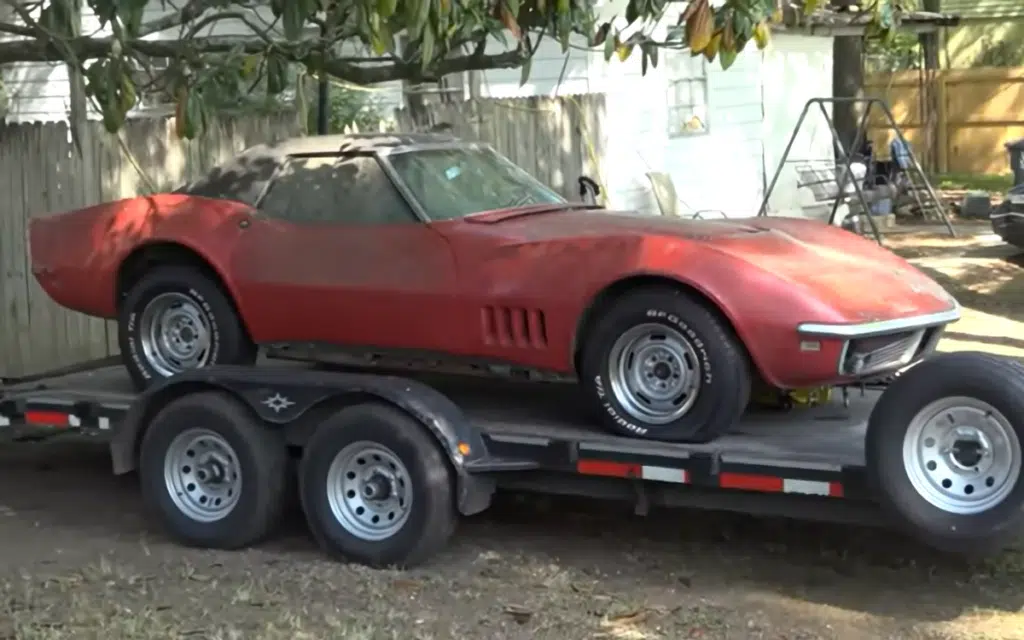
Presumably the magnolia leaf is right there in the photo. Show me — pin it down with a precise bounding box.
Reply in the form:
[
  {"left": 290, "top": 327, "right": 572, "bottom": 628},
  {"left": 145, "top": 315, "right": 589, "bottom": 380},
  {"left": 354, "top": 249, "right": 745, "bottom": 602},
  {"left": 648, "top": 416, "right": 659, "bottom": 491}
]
[
  {"left": 519, "top": 53, "right": 532, "bottom": 86},
  {"left": 719, "top": 47, "right": 738, "bottom": 70}
]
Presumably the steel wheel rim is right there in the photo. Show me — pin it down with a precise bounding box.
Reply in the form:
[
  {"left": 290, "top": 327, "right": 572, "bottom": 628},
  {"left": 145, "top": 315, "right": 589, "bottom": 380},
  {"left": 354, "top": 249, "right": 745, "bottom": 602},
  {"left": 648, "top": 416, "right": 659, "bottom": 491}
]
[
  {"left": 607, "top": 323, "right": 702, "bottom": 425},
  {"left": 163, "top": 428, "right": 242, "bottom": 523},
  {"left": 139, "top": 292, "right": 213, "bottom": 377},
  {"left": 902, "top": 396, "right": 1022, "bottom": 515},
  {"left": 326, "top": 441, "right": 413, "bottom": 541}
]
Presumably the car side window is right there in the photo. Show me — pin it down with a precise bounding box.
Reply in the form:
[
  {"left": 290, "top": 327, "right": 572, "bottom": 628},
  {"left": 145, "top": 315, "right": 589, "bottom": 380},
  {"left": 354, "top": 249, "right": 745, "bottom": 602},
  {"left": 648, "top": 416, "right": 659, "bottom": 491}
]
[{"left": 258, "top": 155, "right": 418, "bottom": 225}]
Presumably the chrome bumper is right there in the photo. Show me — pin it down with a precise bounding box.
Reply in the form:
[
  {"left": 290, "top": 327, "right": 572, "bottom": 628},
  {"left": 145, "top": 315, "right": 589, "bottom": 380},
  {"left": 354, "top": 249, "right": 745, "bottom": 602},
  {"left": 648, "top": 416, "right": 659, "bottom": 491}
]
[
  {"left": 796, "top": 305, "right": 961, "bottom": 339},
  {"left": 797, "top": 305, "right": 960, "bottom": 377}
]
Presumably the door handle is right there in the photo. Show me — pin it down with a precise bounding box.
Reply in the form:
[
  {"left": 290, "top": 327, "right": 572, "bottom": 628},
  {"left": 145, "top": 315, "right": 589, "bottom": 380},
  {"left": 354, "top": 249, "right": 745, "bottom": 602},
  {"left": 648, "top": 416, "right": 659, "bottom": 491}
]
[{"left": 239, "top": 218, "right": 251, "bottom": 229}]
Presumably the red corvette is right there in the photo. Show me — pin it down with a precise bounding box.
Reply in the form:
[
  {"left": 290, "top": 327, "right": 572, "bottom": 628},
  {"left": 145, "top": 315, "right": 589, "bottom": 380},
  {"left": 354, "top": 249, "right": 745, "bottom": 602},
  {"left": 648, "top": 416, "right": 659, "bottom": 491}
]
[{"left": 29, "top": 133, "right": 960, "bottom": 442}]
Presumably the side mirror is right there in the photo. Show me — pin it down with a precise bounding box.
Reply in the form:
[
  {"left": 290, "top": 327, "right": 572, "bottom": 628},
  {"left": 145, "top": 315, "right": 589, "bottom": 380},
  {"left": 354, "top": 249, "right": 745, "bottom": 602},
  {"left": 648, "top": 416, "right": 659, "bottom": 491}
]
[{"left": 578, "top": 175, "right": 601, "bottom": 200}]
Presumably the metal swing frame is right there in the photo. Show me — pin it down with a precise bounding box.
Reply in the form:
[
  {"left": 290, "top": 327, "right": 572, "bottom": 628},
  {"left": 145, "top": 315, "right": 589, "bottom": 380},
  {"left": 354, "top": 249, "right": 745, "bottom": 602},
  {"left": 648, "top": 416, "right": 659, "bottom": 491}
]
[{"left": 758, "top": 97, "right": 955, "bottom": 244}]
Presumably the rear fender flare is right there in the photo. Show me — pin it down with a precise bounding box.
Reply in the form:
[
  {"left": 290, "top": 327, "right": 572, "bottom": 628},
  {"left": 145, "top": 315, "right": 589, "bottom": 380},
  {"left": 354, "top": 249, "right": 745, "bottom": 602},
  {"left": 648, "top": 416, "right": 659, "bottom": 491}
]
[{"left": 108, "top": 366, "right": 495, "bottom": 515}]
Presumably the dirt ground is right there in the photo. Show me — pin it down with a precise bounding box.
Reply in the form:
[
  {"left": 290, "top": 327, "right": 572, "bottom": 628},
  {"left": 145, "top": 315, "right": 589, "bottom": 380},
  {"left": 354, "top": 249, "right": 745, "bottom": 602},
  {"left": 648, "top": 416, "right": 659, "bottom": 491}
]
[{"left": 4, "top": 220, "right": 1024, "bottom": 640}]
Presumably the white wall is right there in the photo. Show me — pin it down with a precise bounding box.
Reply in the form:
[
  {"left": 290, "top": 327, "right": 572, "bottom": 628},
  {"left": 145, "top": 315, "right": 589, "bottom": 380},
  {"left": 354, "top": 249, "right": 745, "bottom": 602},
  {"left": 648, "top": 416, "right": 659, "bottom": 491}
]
[
  {"left": 761, "top": 33, "right": 836, "bottom": 216},
  {"left": 2, "top": 3, "right": 406, "bottom": 123},
  {"left": 473, "top": 34, "right": 593, "bottom": 98}
]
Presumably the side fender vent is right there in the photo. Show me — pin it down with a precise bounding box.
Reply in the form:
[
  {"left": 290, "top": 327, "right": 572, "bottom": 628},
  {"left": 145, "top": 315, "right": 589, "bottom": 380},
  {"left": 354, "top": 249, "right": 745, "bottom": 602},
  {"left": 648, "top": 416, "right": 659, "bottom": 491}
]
[{"left": 481, "top": 306, "right": 548, "bottom": 349}]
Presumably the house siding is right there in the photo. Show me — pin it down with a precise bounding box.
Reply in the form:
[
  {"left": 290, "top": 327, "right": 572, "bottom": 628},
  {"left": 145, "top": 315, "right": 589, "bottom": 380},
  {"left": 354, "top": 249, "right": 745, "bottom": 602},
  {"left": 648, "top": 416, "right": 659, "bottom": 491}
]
[
  {"left": 3, "top": 4, "right": 406, "bottom": 124},
  {"left": 762, "top": 34, "right": 835, "bottom": 217},
  {"left": 475, "top": 25, "right": 834, "bottom": 219}
]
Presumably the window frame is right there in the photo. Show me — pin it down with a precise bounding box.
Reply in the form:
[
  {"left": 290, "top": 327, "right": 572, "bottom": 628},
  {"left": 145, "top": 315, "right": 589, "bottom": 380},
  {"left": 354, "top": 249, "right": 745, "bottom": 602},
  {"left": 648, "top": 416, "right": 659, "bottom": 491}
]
[
  {"left": 664, "top": 32, "right": 711, "bottom": 138},
  {"left": 253, "top": 151, "right": 424, "bottom": 226}
]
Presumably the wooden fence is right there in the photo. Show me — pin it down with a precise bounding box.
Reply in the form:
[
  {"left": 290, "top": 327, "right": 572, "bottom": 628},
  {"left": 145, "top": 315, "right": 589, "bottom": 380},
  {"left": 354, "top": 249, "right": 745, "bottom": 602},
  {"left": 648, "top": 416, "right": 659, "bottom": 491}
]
[
  {"left": 0, "top": 113, "right": 301, "bottom": 377},
  {"left": 395, "top": 93, "right": 607, "bottom": 201},
  {"left": 864, "top": 66, "right": 1024, "bottom": 175}
]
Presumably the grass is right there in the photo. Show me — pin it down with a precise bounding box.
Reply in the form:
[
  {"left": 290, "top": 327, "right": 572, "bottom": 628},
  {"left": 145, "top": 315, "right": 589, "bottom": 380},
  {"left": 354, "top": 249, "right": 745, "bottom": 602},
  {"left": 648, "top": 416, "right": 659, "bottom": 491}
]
[
  {"left": 2, "top": 511, "right": 1024, "bottom": 640},
  {"left": 933, "top": 172, "right": 1015, "bottom": 193}
]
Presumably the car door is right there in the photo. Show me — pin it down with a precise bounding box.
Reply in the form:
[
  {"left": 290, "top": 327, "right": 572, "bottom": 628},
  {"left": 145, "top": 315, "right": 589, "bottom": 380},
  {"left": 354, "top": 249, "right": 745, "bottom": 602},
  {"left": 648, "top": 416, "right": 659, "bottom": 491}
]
[{"left": 228, "top": 153, "right": 459, "bottom": 352}]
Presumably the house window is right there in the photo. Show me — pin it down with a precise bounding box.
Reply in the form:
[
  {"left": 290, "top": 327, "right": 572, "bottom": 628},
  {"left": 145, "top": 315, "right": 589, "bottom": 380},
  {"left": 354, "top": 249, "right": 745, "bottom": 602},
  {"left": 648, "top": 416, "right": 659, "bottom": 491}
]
[{"left": 665, "top": 49, "right": 709, "bottom": 137}]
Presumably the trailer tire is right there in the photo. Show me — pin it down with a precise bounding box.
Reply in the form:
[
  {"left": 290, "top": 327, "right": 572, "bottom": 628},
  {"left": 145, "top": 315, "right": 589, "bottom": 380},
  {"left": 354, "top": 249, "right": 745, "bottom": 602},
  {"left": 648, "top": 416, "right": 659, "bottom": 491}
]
[
  {"left": 867, "top": 352, "right": 1024, "bottom": 555},
  {"left": 139, "top": 392, "right": 288, "bottom": 550},
  {"left": 299, "top": 402, "right": 457, "bottom": 568}
]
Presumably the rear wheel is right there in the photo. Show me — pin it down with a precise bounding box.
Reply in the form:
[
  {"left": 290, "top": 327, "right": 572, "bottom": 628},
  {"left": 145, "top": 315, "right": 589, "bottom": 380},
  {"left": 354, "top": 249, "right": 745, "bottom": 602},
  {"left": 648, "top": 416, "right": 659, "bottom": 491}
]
[
  {"left": 580, "top": 287, "right": 751, "bottom": 442},
  {"left": 299, "top": 403, "right": 457, "bottom": 568},
  {"left": 119, "top": 265, "right": 255, "bottom": 389}
]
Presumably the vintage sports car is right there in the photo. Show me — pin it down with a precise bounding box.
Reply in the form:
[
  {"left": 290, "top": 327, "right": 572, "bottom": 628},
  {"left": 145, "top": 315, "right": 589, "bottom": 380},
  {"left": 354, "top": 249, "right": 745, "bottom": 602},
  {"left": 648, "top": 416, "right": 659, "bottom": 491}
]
[{"left": 29, "top": 133, "right": 961, "bottom": 443}]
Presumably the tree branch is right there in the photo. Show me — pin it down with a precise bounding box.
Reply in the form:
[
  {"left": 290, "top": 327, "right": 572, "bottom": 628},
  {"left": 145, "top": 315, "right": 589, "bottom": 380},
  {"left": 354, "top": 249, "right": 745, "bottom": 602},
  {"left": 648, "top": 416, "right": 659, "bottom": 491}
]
[
  {"left": 0, "top": 33, "right": 529, "bottom": 85},
  {"left": 139, "top": 0, "right": 236, "bottom": 36}
]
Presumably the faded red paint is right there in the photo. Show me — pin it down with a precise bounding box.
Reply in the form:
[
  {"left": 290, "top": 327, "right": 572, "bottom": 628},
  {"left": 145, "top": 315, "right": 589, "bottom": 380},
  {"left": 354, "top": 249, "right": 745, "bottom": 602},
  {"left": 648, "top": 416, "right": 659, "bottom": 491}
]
[{"left": 29, "top": 196, "right": 956, "bottom": 389}]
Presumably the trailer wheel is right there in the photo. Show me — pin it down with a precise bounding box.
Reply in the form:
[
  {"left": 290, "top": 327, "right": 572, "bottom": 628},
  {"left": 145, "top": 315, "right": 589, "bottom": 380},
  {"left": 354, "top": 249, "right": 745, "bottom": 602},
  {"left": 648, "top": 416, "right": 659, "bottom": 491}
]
[
  {"left": 139, "top": 392, "right": 288, "bottom": 550},
  {"left": 867, "top": 352, "right": 1024, "bottom": 554},
  {"left": 299, "top": 403, "right": 457, "bottom": 568}
]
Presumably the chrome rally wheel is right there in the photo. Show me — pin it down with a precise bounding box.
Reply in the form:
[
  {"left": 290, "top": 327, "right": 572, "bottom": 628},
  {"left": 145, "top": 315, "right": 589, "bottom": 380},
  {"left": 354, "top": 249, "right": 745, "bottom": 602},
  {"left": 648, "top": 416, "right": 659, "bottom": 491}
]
[
  {"left": 607, "top": 323, "right": 702, "bottom": 425},
  {"left": 139, "top": 291, "right": 214, "bottom": 377}
]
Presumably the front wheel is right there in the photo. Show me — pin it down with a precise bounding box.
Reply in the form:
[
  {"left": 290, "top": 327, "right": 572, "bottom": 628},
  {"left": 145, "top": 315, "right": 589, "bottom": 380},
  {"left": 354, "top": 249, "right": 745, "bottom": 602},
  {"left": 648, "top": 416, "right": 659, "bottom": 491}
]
[
  {"left": 867, "top": 352, "right": 1024, "bottom": 555},
  {"left": 579, "top": 287, "right": 751, "bottom": 442},
  {"left": 299, "top": 403, "right": 457, "bottom": 568}
]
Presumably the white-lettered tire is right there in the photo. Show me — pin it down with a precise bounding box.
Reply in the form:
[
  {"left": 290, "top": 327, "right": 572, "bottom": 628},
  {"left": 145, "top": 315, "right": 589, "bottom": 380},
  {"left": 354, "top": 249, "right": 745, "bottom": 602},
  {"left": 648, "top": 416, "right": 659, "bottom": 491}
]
[
  {"left": 299, "top": 403, "right": 457, "bottom": 568},
  {"left": 580, "top": 287, "right": 751, "bottom": 442},
  {"left": 867, "top": 352, "right": 1024, "bottom": 555},
  {"left": 138, "top": 392, "right": 289, "bottom": 549},
  {"left": 119, "top": 264, "right": 255, "bottom": 390}
]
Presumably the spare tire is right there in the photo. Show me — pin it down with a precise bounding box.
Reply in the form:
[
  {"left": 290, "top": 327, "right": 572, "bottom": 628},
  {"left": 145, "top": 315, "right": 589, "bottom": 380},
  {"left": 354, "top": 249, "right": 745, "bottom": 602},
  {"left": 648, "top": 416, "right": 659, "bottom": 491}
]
[{"left": 866, "top": 351, "right": 1024, "bottom": 555}]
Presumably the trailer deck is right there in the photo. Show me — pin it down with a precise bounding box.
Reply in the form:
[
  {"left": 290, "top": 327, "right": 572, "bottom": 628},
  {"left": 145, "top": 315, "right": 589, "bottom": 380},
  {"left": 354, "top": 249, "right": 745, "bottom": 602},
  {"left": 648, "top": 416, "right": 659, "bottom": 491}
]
[{"left": 0, "top": 363, "right": 876, "bottom": 501}]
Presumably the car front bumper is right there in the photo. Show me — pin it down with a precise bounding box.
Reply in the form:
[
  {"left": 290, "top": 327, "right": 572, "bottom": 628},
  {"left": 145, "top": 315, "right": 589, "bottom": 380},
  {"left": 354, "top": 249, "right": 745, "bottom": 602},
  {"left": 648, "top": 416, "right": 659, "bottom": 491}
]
[{"left": 797, "top": 305, "right": 960, "bottom": 378}]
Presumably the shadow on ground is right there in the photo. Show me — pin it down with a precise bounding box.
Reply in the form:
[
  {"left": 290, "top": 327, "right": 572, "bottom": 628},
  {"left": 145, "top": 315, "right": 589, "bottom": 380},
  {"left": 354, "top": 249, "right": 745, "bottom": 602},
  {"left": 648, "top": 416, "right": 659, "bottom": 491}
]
[{"left": 0, "top": 437, "right": 1020, "bottom": 633}]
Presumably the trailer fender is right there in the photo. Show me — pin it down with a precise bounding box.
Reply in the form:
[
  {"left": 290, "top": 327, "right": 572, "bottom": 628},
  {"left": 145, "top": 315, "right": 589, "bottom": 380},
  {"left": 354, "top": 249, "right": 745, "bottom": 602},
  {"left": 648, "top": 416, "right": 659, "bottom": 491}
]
[{"left": 109, "top": 366, "right": 495, "bottom": 516}]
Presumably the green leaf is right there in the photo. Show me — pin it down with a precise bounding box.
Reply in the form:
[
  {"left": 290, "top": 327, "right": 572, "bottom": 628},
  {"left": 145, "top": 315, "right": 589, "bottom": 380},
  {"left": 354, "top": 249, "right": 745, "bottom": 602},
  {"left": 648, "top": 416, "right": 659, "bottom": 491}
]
[
  {"left": 519, "top": 54, "right": 532, "bottom": 86},
  {"left": 185, "top": 88, "right": 205, "bottom": 138},
  {"left": 377, "top": 0, "right": 398, "bottom": 19},
  {"left": 603, "top": 32, "right": 616, "bottom": 61},
  {"left": 266, "top": 53, "right": 288, "bottom": 94},
  {"left": 420, "top": 25, "right": 435, "bottom": 69},
  {"left": 626, "top": 0, "right": 639, "bottom": 23},
  {"left": 719, "top": 47, "right": 738, "bottom": 70},
  {"left": 282, "top": 0, "right": 305, "bottom": 40}
]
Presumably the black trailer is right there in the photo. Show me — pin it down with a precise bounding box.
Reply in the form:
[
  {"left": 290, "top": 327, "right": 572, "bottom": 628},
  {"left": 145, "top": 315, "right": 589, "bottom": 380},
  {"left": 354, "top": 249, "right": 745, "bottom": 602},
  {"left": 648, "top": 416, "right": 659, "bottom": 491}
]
[{"left": 1, "top": 351, "right": 1023, "bottom": 567}]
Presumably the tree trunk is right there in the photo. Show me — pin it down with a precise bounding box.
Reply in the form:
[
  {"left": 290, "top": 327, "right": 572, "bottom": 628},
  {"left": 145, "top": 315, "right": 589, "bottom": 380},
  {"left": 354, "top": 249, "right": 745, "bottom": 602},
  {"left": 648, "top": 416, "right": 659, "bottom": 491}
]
[{"left": 832, "top": 35, "right": 864, "bottom": 157}]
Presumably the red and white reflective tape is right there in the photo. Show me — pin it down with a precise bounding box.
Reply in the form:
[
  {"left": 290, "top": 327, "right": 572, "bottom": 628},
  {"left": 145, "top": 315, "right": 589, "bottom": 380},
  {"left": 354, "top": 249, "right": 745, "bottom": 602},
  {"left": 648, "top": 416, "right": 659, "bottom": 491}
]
[
  {"left": 577, "top": 460, "right": 689, "bottom": 484},
  {"left": 0, "top": 412, "right": 111, "bottom": 430},
  {"left": 576, "top": 459, "right": 843, "bottom": 498},
  {"left": 719, "top": 472, "right": 843, "bottom": 497}
]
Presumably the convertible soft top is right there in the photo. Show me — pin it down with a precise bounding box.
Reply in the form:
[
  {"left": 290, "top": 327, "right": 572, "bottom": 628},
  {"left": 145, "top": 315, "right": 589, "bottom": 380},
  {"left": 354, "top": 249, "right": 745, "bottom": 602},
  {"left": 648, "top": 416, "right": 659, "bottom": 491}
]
[{"left": 177, "top": 132, "right": 461, "bottom": 207}]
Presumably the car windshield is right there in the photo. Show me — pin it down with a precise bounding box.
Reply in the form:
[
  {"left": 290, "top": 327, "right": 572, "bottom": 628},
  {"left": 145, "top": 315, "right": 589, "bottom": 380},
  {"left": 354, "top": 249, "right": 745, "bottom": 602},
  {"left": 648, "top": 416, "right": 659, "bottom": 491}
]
[{"left": 386, "top": 146, "right": 567, "bottom": 220}]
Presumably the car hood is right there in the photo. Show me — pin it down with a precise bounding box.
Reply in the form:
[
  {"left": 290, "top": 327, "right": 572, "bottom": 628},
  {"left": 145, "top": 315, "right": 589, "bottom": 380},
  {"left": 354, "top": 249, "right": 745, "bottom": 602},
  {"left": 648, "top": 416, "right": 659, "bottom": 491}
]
[{"left": 463, "top": 208, "right": 957, "bottom": 322}]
